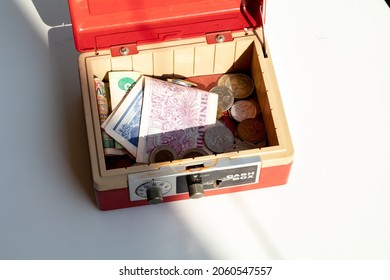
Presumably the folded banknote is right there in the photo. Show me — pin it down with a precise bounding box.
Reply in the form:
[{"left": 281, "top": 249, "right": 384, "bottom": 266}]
[
  {"left": 102, "top": 76, "right": 144, "bottom": 157},
  {"left": 136, "top": 77, "right": 218, "bottom": 163}
]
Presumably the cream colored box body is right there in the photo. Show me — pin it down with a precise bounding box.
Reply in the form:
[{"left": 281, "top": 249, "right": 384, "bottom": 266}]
[{"left": 77, "top": 30, "right": 294, "bottom": 210}]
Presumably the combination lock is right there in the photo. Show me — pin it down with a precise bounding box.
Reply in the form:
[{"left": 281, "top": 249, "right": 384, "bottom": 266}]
[
  {"left": 186, "top": 174, "right": 204, "bottom": 199},
  {"left": 128, "top": 156, "right": 261, "bottom": 204}
]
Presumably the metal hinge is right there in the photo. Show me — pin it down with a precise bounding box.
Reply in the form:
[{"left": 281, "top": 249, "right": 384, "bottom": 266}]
[
  {"left": 110, "top": 44, "right": 138, "bottom": 57},
  {"left": 205, "top": 31, "right": 234, "bottom": 44}
]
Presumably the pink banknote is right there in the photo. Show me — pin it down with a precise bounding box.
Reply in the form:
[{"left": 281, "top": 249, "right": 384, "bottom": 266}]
[{"left": 137, "top": 77, "right": 218, "bottom": 163}]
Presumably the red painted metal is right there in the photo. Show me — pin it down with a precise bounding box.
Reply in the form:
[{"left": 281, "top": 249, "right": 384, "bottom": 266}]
[
  {"left": 205, "top": 31, "right": 234, "bottom": 44},
  {"left": 94, "top": 163, "right": 292, "bottom": 211},
  {"left": 68, "top": 0, "right": 263, "bottom": 52},
  {"left": 110, "top": 44, "right": 138, "bottom": 56}
]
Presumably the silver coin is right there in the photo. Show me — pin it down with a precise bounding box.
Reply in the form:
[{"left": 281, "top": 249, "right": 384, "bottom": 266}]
[
  {"left": 180, "top": 148, "right": 210, "bottom": 159},
  {"left": 230, "top": 100, "right": 258, "bottom": 122},
  {"left": 166, "top": 78, "right": 197, "bottom": 87},
  {"left": 224, "top": 73, "right": 254, "bottom": 99},
  {"left": 204, "top": 125, "right": 234, "bottom": 153},
  {"left": 150, "top": 145, "right": 178, "bottom": 163},
  {"left": 210, "top": 86, "right": 235, "bottom": 112},
  {"left": 217, "top": 74, "right": 232, "bottom": 86}
]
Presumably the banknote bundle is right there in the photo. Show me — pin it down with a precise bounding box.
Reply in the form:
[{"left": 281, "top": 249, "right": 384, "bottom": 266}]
[
  {"left": 94, "top": 71, "right": 142, "bottom": 156},
  {"left": 103, "top": 76, "right": 219, "bottom": 163},
  {"left": 94, "top": 76, "right": 127, "bottom": 156}
]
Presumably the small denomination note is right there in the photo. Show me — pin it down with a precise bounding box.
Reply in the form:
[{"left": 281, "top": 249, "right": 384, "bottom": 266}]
[
  {"left": 107, "top": 71, "right": 142, "bottom": 111},
  {"left": 103, "top": 76, "right": 144, "bottom": 157}
]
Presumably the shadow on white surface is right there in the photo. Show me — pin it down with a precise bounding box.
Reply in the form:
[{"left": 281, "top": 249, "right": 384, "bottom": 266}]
[
  {"left": 38, "top": 3, "right": 95, "bottom": 205},
  {"left": 0, "top": 0, "right": 253, "bottom": 260},
  {"left": 0, "top": 0, "right": 282, "bottom": 260}
]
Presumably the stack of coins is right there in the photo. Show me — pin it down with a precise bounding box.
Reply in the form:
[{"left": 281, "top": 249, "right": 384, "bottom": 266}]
[
  {"left": 150, "top": 73, "right": 267, "bottom": 163},
  {"left": 216, "top": 73, "right": 267, "bottom": 149}
]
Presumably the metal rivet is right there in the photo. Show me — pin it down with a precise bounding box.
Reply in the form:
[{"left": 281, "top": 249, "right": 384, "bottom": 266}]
[
  {"left": 215, "top": 34, "right": 225, "bottom": 43},
  {"left": 120, "top": 47, "right": 130, "bottom": 56}
]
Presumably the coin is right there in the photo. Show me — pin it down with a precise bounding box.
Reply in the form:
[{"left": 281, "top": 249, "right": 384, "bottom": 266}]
[
  {"left": 236, "top": 118, "right": 266, "bottom": 143},
  {"left": 210, "top": 86, "right": 235, "bottom": 112},
  {"left": 166, "top": 78, "right": 198, "bottom": 87},
  {"left": 150, "top": 145, "right": 178, "bottom": 163},
  {"left": 224, "top": 73, "right": 254, "bottom": 99},
  {"left": 217, "top": 74, "right": 232, "bottom": 86},
  {"left": 180, "top": 148, "right": 210, "bottom": 159},
  {"left": 204, "top": 125, "right": 234, "bottom": 153},
  {"left": 230, "top": 100, "right": 258, "bottom": 122}
]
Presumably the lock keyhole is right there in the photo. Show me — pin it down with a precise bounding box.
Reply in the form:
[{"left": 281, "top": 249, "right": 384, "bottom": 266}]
[{"left": 214, "top": 179, "right": 223, "bottom": 188}]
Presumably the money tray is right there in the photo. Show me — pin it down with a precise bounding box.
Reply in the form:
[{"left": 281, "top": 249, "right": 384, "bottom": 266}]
[{"left": 68, "top": 0, "right": 294, "bottom": 210}]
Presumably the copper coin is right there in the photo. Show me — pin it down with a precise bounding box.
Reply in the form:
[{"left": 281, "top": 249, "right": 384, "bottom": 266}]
[
  {"left": 204, "top": 125, "right": 234, "bottom": 153},
  {"left": 224, "top": 73, "right": 254, "bottom": 99},
  {"left": 150, "top": 145, "right": 178, "bottom": 163},
  {"left": 237, "top": 118, "right": 266, "bottom": 143},
  {"left": 230, "top": 100, "right": 258, "bottom": 122},
  {"left": 210, "top": 86, "right": 235, "bottom": 112}
]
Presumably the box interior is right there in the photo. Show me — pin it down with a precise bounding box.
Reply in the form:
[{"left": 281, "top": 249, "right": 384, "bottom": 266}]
[{"left": 83, "top": 33, "right": 280, "bottom": 175}]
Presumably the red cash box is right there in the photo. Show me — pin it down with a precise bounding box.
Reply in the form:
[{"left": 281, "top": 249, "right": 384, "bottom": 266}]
[{"left": 68, "top": 0, "right": 294, "bottom": 210}]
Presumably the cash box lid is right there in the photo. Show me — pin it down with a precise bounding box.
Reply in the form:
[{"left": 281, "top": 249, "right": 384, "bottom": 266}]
[{"left": 68, "top": 0, "right": 264, "bottom": 53}]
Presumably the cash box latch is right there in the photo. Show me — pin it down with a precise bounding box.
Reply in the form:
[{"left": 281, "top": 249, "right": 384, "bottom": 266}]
[{"left": 110, "top": 43, "right": 138, "bottom": 57}]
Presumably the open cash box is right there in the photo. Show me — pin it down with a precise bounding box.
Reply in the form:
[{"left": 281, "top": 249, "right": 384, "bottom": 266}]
[{"left": 68, "top": 0, "right": 294, "bottom": 210}]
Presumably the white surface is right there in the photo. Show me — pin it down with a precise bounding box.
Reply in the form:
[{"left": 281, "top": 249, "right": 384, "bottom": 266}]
[{"left": 1, "top": 0, "right": 389, "bottom": 259}]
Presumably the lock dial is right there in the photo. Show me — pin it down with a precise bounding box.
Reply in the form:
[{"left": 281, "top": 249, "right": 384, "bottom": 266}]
[{"left": 135, "top": 180, "right": 172, "bottom": 198}]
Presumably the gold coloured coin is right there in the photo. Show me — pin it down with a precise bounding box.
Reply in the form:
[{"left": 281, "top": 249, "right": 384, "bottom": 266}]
[
  {"left": 224, "top": 73, "right": 254, "bottom": 99},
  {"left": 210, "top": 86, "right": 235, "bottom": 112}
]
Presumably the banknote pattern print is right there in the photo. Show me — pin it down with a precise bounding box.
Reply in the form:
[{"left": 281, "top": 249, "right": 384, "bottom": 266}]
[
  {"left": 137, "top": 77, "right": 218, "bottom": 163},
  {"left": 103, "top": 77, "right": 144, "bottom": 157}
]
